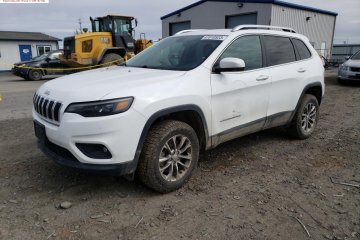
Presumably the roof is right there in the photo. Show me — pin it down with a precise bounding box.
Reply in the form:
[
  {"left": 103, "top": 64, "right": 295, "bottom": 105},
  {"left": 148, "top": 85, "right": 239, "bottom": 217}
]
[
  {"left": 333, "top": 44, "right": 360, "bottom": 47},
  {"left": 160, "top": 0, "right": 338, "bottom": 20},
  {"left": 0, "top": 31, "right": 61, "bottom": 42}
]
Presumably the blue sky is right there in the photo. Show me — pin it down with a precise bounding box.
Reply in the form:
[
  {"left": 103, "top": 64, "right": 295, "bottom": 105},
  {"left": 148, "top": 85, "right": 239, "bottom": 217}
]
[{"left": 0, "top": 0, "right": 359, "bottom": 44}]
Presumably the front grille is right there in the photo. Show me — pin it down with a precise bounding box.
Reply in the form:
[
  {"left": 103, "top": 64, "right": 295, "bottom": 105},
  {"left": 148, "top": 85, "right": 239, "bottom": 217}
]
[
  {"left": 350, "top": 67, "right": 360, "bottom": 72},
  {"left": 33, "top": 94, "right": 62, "bottom": 123}
]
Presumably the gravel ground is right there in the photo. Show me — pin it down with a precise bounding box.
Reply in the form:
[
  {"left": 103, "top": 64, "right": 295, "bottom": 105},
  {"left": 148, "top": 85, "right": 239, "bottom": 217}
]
[{"left": 0, "top": 70, "right": 359, "bottom": 240}]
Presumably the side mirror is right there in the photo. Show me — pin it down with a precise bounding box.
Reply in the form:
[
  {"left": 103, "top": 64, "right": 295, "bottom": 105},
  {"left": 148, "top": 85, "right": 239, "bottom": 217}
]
[
  {"left": 45, "top": 57, "right": 51, "bottom": 62},
  {"left": 213, "top": 57, "right": 245, "bottom": 73},
  {"left": 345, "top": 56, "right": 350, "bottom": 60}
]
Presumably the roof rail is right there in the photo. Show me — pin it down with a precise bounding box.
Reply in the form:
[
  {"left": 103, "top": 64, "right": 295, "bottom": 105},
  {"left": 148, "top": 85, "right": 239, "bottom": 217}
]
[
  {"left": 231, "top": 25, "right": 296, "bottom": 33},
  {"left": 174, "top": 29, "right": 206, "bottom": 35}
]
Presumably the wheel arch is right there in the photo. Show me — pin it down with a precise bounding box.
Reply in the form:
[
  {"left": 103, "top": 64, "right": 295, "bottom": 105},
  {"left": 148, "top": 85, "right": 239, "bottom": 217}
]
[
  {"left": 98, "top": 48, "right": 126, "bottom": 63},
  {"left": 288, "top": 82, "right": 323, "bottom": 124},
  {"left": 127, "top": 105, "right": 210, "bottom": 175}
]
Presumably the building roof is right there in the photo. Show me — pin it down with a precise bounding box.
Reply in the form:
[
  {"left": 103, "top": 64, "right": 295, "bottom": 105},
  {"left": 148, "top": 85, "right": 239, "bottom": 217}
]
[
  {"left": 0, "top": 31, "right": 61, "bottom": 42},
  {"left": 160, "top": 0, "right": 338, "bottom": 20}
]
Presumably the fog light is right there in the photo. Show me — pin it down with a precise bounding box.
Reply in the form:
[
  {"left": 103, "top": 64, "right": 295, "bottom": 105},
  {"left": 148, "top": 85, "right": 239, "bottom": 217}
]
[{"left": 76, "top": 143, "right": 112, "bottom": 159}]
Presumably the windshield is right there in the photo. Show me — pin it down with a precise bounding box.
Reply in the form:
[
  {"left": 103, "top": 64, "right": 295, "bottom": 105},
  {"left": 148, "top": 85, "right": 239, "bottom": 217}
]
[
  {"left": 126, "top": 35, "right": 226, "bottom": 71},
  {"left": 351, "top": 50, "right": 360, "bottom": 60},
  {"left": 31, "top": 53, "right": 49, "bottom": 61}
]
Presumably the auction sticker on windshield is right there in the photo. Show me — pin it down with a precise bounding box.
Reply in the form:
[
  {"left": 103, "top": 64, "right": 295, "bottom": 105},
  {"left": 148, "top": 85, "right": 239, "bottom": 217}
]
[{"left": 201, "top": 35, "right": 227, "bottom": 41}]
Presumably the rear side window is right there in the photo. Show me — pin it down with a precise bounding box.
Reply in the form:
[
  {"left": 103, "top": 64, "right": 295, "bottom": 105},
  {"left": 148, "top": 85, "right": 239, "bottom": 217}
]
[
  {"left": 263, "top": 35, "right": 296, "bottom": 66},
  {"left": 292, "top": 38, "right": 312, "bottom": 60},
  {"left": 219, "top": 35, "right": 262, "bottom": 71}
]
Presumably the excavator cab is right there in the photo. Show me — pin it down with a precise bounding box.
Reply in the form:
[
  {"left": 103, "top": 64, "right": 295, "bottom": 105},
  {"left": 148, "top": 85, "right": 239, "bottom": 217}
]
[{"left": 90, "top": 15, "right": 137, "bottom": 52}]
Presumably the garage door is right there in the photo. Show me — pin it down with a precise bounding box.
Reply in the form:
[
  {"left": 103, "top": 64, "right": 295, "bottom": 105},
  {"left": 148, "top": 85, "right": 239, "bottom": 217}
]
[
  {"left": 170, "top": 21, "right": 191, "bottom": 36},
  {"left": 226, "top": 13, "right": 257, "bottom": 29}
]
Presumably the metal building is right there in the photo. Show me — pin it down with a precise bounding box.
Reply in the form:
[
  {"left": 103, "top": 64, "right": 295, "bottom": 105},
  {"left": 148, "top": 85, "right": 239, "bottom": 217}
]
[
  {"left": 161, "top": 0, "right": 337, "bottom": 58},
  {"left": 332, "top": 44, "right": 360, "bottom": 63},
  {"left": 0, "top": 31, "right": 60, "bottom": 71}
]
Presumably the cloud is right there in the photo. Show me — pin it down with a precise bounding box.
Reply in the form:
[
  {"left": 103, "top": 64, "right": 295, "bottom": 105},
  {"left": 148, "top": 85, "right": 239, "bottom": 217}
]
[{"left": 0, "top": 0, "right": 359, "bottom": 44}]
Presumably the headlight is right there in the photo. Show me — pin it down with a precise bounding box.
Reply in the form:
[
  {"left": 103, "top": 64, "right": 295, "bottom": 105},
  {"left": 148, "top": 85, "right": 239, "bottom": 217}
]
[
  {"left": 340, "top": 65, "right": 349, "bottom": 71},
  {"left": 65, "top": 97, "right": 134, "bottom": 117}
]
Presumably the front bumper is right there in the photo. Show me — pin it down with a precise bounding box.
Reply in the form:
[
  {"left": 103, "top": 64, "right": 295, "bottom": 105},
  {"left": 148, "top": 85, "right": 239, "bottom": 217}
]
[
  {"left": 338, "top": 69, "right": 360, "bottom": 81},
  {"left": 11, "top": 66, "right": 28, "bottom": 78},
  {"left": 33, "top": 107, "right": 147, "bottom": 174},
  {"left": 38, "top": 139, "right": 136, "bottom": 175}
]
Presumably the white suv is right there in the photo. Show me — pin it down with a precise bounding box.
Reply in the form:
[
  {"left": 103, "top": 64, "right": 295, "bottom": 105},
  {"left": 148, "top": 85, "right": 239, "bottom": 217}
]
[{"left": 33, "top": 25, "right": 324, "bottom": 193}]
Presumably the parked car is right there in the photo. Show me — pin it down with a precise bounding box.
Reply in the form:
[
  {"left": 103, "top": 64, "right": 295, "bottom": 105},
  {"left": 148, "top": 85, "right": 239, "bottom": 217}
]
[
  {"left": 33, "top": 25, "right": 324, "bottom": 193},
  {"left": 12, "top": 50, "right": 71, "bottom": 81},
  {"left": 338, "top": 50, "right": 360, "bottom": 83}
]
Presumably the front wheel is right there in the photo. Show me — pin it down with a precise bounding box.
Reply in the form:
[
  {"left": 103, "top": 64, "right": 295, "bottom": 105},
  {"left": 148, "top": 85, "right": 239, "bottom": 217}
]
[
  {"left": 27, "top": 69, "right": 43, "bottom": 81},
  {"left": 137, "top": 120, "right": 199, "bottom": 193},
  {"left": 287, "top": 94, "right": 319, "bottom": 139},
  {"left": 101, "top": 53, "right": 124, "bottom": 67}
]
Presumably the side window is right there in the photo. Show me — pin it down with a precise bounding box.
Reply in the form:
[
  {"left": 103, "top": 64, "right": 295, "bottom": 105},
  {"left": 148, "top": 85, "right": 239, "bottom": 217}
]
[
  {"left": 219, "top": 35, "right": 262, "bottom": 71},
  {"left": 263, "top": 35, "right": 296, "bottom": 66},
  {"left": 293, "top": 39, "right": 312, "bottom": 60}
]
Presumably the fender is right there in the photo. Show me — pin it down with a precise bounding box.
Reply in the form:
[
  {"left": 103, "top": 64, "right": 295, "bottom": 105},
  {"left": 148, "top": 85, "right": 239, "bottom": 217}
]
[
  {"left": 125, "top": 105, "right": 210, "bottom": 176},
  {"left": 287, "top": 82, "right": 323, "bottom": 124}
]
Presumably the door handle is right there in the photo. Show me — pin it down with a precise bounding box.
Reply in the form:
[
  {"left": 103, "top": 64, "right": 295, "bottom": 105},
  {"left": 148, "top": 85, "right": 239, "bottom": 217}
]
[
  {"left": 256, "top": 75, "right": 269, "bottom": 81},
  {"left": 298, "top": 68, "right": 306, "bottom": 73}
]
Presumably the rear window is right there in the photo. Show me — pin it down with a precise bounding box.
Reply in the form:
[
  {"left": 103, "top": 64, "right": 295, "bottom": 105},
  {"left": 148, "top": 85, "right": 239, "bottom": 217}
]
[
  {"left": 263, "top": 35, "right": 296, "bottom": 66},
  {"left": 293, "top": 39, "right": 312, "bottom": 60}
]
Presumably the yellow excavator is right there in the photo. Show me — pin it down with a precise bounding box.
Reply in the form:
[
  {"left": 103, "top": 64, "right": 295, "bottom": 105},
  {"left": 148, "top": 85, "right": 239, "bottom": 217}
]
[{"left": 61, "top": 15, "right": 153, "bottom": 67}]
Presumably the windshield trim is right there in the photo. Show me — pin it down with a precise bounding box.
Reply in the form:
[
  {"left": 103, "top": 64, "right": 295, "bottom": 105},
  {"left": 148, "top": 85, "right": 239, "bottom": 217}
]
[{"left": 126, "top": 35, "right": 226, "bottom": 71}]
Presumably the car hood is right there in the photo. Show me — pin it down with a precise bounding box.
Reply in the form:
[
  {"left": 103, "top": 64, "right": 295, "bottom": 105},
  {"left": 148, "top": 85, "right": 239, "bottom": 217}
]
[
  {"left": 14, "top": 60, "right": 40, "bottom": 65},
  {"left": 37, "top": 66, "right": 186, "bottom": 102},
  {"left": 344, "top": 59, "right": 360, "bottom": 67}
]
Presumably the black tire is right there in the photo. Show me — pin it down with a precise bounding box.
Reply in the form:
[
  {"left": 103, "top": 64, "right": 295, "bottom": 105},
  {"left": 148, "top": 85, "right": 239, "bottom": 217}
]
[
  {"left": 101, "top": 53, "right": 124, "bottom": 66},
  {"left": 287, "top": 94, "right": 319, "bottom": 139},
  {"left": 27, "top": 69, "right": 42, "bottom": 81},
  {"left": 137, "top": 120, "right": 199, "bottom": 193}
]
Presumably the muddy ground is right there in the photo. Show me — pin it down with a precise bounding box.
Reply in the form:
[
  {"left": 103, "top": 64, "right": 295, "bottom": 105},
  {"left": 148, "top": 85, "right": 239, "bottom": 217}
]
[{"left": 0, "top": 70, "right": 359, "bottom": 240}]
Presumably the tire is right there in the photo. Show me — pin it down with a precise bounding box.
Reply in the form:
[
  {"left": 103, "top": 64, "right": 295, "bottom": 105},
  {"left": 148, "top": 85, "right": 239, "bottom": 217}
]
[
  {"left": 137, "top": 120, "right": 200, "bottom": 193},
  {"left": 287, "top": 94, "right": 319, "bottom": 139},
  {"left": 101, "top": 53, "right": 124, "bottom": 66},
  {"left": 28, "top": 69, "right": 42, "bottom": 81}
]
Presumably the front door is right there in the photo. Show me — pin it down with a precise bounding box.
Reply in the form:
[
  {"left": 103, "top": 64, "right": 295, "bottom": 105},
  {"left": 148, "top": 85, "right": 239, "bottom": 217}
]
[
  {"left": 211, "top": 35, "right": 270, "bottom": 146},
  {"left": 19, "top": 45, "right": 32, "bottom": 61}
]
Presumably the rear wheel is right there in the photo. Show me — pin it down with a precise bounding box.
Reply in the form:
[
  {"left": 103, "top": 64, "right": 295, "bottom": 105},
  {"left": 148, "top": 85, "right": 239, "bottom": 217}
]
[
  {"left": 287, "top": 94, "right": 319, "bottom": 139},
  {"left": 101, "top": 53, "right": 124, "bottom": 67},
  {"left": 28, "top": 69, "right": 42, "bottom": 81},
  {"left": 137, "top": 120, "right": 199, "bottom": 193}
]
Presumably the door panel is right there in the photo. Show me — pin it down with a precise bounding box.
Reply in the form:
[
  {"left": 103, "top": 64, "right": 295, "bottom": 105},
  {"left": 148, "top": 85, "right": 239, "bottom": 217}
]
[
  {"left": 262, "top": 35, "right": 302, "bottom": 124},
  {"left": 211, "top": 69, "right": 270, "bottom": 145},
  {"left": 19, "top": 45, "right": 32, "bottom": 61},
  {"left": 210, "top": 35, "right": 269, "bottom": 146}
]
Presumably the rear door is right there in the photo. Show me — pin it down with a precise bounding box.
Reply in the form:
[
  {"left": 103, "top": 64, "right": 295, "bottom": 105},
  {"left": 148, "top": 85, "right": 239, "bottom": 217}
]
[
  {"left": 211, "top": 35, "right": 270, "bottom": 145},
  {"left": 262, "top": 35, "right": 302, "bottom": 127}
]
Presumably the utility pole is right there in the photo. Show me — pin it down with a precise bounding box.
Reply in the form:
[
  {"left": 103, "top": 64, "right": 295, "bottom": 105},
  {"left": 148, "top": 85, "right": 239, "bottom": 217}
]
[{"left": 78, "top": 18, "right": 82, "bottom": 33}]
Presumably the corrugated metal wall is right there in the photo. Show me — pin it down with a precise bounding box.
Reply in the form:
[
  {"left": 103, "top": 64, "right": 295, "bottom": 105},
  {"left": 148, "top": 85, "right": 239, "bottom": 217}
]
[
  {"left": 162, "top": 2, "right": 272, "bottom": 37},
  {"left": 271, "top": 5, "right": 336, "bottom": 58},
  {"left": 332, "top": 44, "right": 360, "bottom": 63}
]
